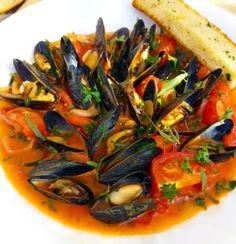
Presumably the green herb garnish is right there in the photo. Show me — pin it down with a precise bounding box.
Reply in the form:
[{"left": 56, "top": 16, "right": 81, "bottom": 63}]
[
  {"left": 82, "top": 87, "right": 101, "bottom": 105},
  {"left": 24, "top": 97, "right": 32, "bottom": 107},
  {"left": 157, "top": 73, "right": 188, "bottom": 97},
  {"left": 160, "top": 183, "right": 179, "bottom": 202},
  {"left": 200, "top": 167, "right": 207, "bottom": 190},
  {"left": 194, "top": 146, "right": 211, "bottom": 164},
  {"left": 220, "top": 107, "right": 233, "bottom": 120},
  {"left": 24, "top": 113, "right": 45, "bottom": 140},
  {"left": 180, "top": 157, "right": 192, "bottom": 174}
]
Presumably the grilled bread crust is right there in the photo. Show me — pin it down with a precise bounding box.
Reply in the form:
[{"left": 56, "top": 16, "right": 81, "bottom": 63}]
[
  {"left": 133, "top": 0, "right": 236, "bottom": 88},
  {"left": 0, "top": 0, "right": 24, "bottom": 13}
]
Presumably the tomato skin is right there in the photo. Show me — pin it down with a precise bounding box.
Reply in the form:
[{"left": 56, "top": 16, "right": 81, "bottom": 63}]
[
  {"left": 70, "top": 38, "right": 94, "bottom": 61},
  {"left": 150, "top": 152, "right": 219, "bottom": 200},
  {"left": 197, "top": 64, "right": 210, "bottom": 80},
  {"left": 152, "top": 134, "right": 174, "bottom": 153},
  {"left": 201, "top": 81, "right": 230, "bottom": 125},
  {"left": 2, "top": 108, "right": 47, "bottom": 138},
  {"left": 152, "top": 34, "right": 177, "bottom": 67},
  {"left": 136, "top": 75, "right": 162, "bottom": 99}
]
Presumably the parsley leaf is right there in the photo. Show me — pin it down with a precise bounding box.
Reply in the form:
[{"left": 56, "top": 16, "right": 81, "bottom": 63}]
[
  {"left": 180, "top": 157, "right": 192, "bottom": 174},
  {"left": 160, "top": 183, "right": 179, "bottom": 202},
  {"left": 220, "top": 107, "right": 233, "bottom": 120},
  {"left": 145, "top": 54, "right": 159, "bottom": 66},
  {"left": 194, "top": 146, "right": 211, "bottom": 164},
  {"left": 24, "top": 97, "right": 32, "bottom": 107},
  {"left": 115, "top": 35, "right": 127, "bottom": 43},
  {"left": 82, "top": 87, "right": 101, "bottom": 105}
]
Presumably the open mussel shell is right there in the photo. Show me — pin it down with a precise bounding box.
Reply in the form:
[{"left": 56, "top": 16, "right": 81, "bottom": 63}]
[
  {"left": 60, "top": 36, "right": 92, "bottom": 109},
  {"left": 13, "top": 59, "right": 57, "bottom": 93},
  {"left": 90, "top": 197, "right": 155, "bottom": 224},
  {"left": 87, "top": 105, "right": 121, "bottom": 158},
  {"left": 209, "top": 146, "right": 236, "bottom": 163},
  {"left": 175, "top": 57, "right": 199, "bottom": 95},
  {"left": 29, "top": 178, "right": 94, "bottom": 205},
  {"left": 0, "top": 59, "right": 59, "bottom": 110},
  {"left": 40, "top": 136, "right": 84, "bottom": 153},
  {"left": 44, "top": 110, "right": 86, "bottom": 139},
  {"left": 28, "top": 159, "right": 94, "bottom": 180},
  {"left": 0, "top": 91, "right": 58, "bottom": 110},
  {"left": 153, "top": 88, "right": 203, "bottom": 127},
  {"left": 179, "top": 119, "right": 234, "bottom": 151},
  {"left": 102, "top": 137, "right": 156, "bottom": 165},
  {"left": 34, "top": 41, "right": 62, "bottom": 82},
  {"left": 96, "top": 64, "right": 118, "bottom": 111},
  {"left": 99, "top": 138, "right": 161, "bottom": 184},
  {"left": 109, "top": 171, "right": 151, "bottom": 205}
]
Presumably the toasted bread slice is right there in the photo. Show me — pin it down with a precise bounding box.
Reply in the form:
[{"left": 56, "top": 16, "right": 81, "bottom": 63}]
[
  {"left": 133, "top": 0, "right": 236, "bottom": 88},
  {"left": 0, "top": 0, "right": 24, "bottom": 13}
]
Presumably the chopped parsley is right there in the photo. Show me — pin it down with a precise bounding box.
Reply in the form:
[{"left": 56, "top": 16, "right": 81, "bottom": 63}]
[
  {"left": 150, "top": 39, "right": 158, "bottom": 51},
  {"left": 82, "top": 87, "right": 101, "bottom": 105},
  {"left": 200, "top": 167, "right": 207, "bottom": 190},
  {"left": 220, "top": 107, "right": 233, "bottom": 120},
  {"left": 115, "top": 35, "right": 127, "bottom": 43},
  {"left": 194, "top": 146, "right": 211, "bottom": 165},
  {"left": 48, "top": 146, "right": 58, "bottom": 157},
  {"left": 180, "top": 157, "right": 192, "bottom": 174},
  {"left": 160, "top": 183, "right": 179, "bottom": 202},
  {"left": 215, "top": 180, "right": 236, "bottom": 194},
  {"left": 218, "top": 91, "right": 225, "bottom": 98},
  {"left": 86, "top": 160, "right": 100, "bottom": 168},
  {"left": 145, "top": 54, "right": 159, "bottom": 66},
  {"left": 24, "top": 97, "right": 32, "bottom": 107}
]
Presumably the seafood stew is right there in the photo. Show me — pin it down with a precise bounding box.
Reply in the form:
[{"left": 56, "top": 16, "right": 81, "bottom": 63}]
[{"left": 1, "top": 17, "right": 236, "bottom": 235}]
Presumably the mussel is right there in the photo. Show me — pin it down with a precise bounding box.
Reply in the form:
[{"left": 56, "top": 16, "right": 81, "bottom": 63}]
[
  {"left": 90, "top": 171, "right": 155, "bottom": 223},
  {"left": 34, "top": 41, "right": 62, "bottom": 83},
  {"left": 179, "top": 119, "right": 234, "bottom": 151},
  {"left": 44, "top": 110, "right": 86, "bottom": 140},
  {"left": 153, "top": 88, "right": 203, "bottom": 127},
  {"left": 29, "top": 159, "right": 94, "bottom": 180},
  {"left": 99, "top": 137, "right": 161, "bottom": 184},
  {"left": 60, "top": 36, "right": 92, "bottom": 109},
  {"left": 87, "top": 105, "right": 121, "bottom": 158},
  {"left": 29, "top": 178, "right": 94, "bottom": 205},
  {"left": 0, "top": 59, "right": 58, "bottom": 110}
]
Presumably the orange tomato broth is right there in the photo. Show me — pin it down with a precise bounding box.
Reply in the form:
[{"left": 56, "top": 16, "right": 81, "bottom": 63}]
[
  {"left": 0, "top": 31, "right": 236, "bottom": 236},
  {"left": 0, "top": 97, "right": 236, "bottom": 235}
]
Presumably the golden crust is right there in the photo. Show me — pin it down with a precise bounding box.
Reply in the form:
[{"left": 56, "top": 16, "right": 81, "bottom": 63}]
[
  {"left": 0, "top": 0, "right": 24, "bottom": 13},
  {"left": 133, "top": 0, "right": 236, "bottom": 88}
]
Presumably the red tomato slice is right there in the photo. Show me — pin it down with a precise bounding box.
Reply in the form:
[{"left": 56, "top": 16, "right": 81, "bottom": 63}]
[
  {"left": 70, "top": 38, "right": 94, "bottom": 62},
  {"left": 196, "top": 64, "right": 210, "bottom": 80},
  {"left": 201, "top": 81, "right": 231, "bottom": 125},
  {"left": 152, "top": 34, "right": 177, "bottom": 67},
  {"left": 150, "top": 152, "right": 219, "bottom": 200},
  {"left": 3, "top": 108, "right": 47, "bottom": 138}
]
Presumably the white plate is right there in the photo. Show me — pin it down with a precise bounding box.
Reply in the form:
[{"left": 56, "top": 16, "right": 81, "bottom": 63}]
[{"left": 0, "top": 0, "right": 236, "bottom": 243}]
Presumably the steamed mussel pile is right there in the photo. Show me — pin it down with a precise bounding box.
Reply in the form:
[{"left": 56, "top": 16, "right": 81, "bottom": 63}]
[{"left": 1, "top": 18, "right": 236, "bottom": 225}]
